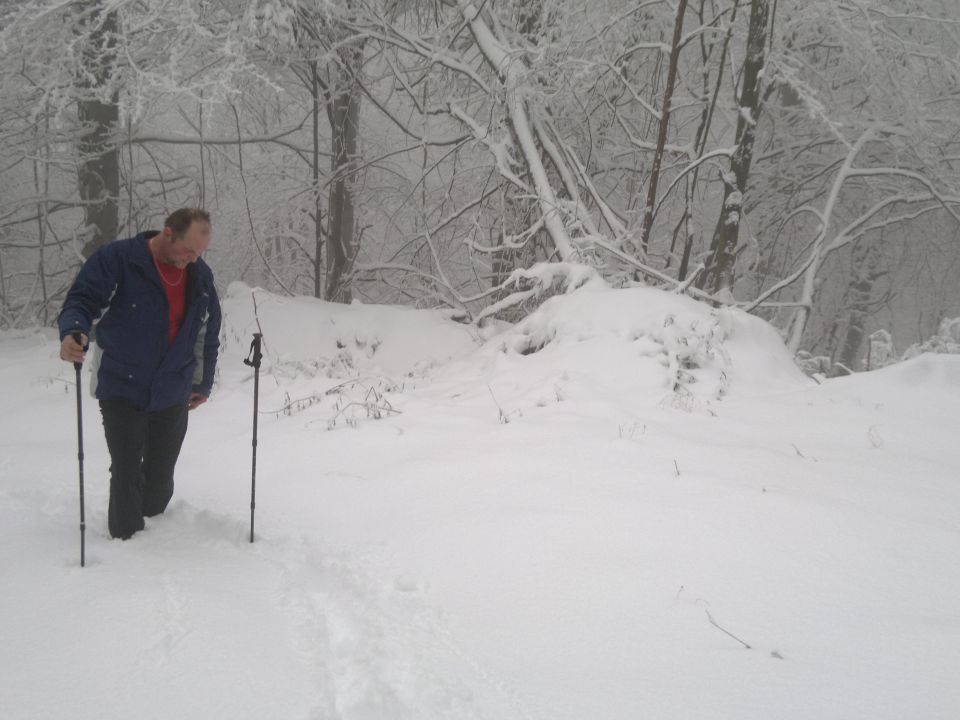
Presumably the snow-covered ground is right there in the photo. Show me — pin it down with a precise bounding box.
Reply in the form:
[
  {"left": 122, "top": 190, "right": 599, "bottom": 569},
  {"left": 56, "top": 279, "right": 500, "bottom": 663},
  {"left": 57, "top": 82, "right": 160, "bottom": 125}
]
[{"left": 2, "top": 283, "right": 958, "bottom": 720}]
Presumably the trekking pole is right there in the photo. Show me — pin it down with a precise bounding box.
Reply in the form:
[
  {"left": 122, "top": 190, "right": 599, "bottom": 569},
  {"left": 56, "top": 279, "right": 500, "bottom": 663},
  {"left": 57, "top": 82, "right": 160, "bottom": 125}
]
[
  {"left": 243, "top": 333, "right": 263, "bottom": 543},
  {"left": 71, "top": 332, "right": 86, "bottom": 568}
]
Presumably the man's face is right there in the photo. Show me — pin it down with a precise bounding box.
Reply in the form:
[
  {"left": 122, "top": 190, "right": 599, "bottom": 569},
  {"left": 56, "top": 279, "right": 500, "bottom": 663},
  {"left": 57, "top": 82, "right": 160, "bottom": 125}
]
[{"left": 159, "top": 221, "right": 211, "bottom": 268}]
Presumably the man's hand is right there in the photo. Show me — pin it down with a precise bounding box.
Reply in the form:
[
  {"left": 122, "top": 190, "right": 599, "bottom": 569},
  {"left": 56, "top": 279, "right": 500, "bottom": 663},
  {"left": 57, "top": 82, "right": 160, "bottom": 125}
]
[
  {"left": 188, "top": 393, "right": 208, "bottom": 411},
  {"left": 60, "top": 333, "right": 88, "bottom": 364}
]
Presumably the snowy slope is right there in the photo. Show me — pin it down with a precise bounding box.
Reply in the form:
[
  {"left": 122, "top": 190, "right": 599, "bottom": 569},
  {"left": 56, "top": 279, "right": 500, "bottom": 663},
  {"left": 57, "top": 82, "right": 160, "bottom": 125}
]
[{"left": 1, "top": 285, "right": 958, "bottom": 720}]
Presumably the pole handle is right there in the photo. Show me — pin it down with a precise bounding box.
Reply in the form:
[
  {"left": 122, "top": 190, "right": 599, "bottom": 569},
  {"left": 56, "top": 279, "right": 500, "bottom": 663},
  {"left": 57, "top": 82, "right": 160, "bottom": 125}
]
[
  {"left": 70, "top": 331, "right": 84, "bottom": 371},
  {"left": 243, "top": 332, "right": 263, "bottom": 369}
]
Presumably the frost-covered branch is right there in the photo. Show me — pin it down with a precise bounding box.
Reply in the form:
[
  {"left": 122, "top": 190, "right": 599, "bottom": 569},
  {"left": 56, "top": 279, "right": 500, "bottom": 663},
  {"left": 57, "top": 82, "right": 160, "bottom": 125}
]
[
  {"left": 448, "top": 103, "right": 529, "bottom": 192},
  {"left": 473, "top": 262, "right": 605, "bottom": 323},
  {"left": 456, "top": 0, "right": 578, "bottom": 262}
]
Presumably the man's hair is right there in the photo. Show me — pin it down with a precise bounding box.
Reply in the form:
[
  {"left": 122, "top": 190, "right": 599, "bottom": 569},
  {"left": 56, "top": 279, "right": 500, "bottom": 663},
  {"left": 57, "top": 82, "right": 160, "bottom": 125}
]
[{"left": 164, "top": 208, "right": 211, "bottom": 238}]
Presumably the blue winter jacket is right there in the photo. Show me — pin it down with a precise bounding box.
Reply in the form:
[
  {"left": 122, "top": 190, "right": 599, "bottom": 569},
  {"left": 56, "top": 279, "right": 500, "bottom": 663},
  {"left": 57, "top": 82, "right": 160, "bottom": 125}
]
[{"left": 58, "top": 232, "right": 221, "bottom": 411}]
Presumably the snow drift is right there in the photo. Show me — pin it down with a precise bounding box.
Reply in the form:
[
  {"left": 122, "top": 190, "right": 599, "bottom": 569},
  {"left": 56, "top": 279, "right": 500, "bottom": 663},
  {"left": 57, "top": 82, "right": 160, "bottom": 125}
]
[{"left": 1, "top": 284, "right": 958, "bottom": 720}]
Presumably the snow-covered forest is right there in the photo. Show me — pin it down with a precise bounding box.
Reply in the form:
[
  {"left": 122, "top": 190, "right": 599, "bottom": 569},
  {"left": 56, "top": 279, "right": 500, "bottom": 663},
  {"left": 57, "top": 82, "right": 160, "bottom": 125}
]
[
  {"left": 3, "top": 3, "right": 960, "bottom": 718},
  {"left": 2, "top": 0, "right": 959, "bottom": 367}
]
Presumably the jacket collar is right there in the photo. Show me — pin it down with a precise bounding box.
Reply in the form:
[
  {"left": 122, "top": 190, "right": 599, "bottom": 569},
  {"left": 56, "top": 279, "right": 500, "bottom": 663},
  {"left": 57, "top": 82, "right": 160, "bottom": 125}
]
[
  {"left": 128, "top": 231, "right": 205, "bottom": 297},
  {"left": 129, "top": 231, "right": 160, "bottom": 271}
]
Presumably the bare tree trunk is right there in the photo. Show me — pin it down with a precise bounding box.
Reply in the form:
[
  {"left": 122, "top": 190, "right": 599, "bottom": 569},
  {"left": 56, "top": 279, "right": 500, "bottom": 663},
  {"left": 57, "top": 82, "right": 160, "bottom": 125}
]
[
  {"left": 34, "top": 114, "right": 50, "bottom": 323},
  {"left": 639, "top": 0, "right": 688, "bottom": 254},
  {"left": 77, "top": 2, "right": 119, "bottom": 258},
  {"left": 784, "top": 130, "right": 875, "bottom": 354},
  {"left": 676, "top": 0, "right": 741, "bottom": 281},
  {"left": 311, "top": 61, "right": 324, "bottom": 299},
  {"left": 700, "top": 0, "right": 769, "bottom": 295},
  {"left": 325, "top": 45, "right": 363, "bottom": 303},
  {"left": 0, "top": 245, "right": 8, "bottom": 327},
  {"left": 837, "top": 239, "right": 888, "bottom": 370}
]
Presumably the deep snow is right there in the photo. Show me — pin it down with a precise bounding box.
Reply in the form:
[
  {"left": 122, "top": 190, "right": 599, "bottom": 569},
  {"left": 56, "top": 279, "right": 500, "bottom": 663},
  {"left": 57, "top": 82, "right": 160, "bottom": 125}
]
[{"left": 1, "top": 283, "right": 958, "bottom": 720}]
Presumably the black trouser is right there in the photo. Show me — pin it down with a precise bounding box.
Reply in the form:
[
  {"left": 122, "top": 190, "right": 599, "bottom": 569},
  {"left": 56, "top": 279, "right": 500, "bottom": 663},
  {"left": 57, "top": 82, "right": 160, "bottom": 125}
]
[{"left": 99, "top": 399, "right": 189, "bottom": 539}]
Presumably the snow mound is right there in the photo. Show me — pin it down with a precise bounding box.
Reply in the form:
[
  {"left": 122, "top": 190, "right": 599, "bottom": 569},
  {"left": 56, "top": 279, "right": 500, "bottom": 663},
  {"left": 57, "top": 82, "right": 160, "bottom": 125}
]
[
  {"left": 215, "top": 284, "right": 809, "bottom": 424},
  {"left": 829, "top": 352, "right": 960, "bottom": 391},
  {"left": 482, "top": 286, "right": 809, "bottom": 409},
  {"left": 220, "top": 282, "right": 481, "bottom": 380}
]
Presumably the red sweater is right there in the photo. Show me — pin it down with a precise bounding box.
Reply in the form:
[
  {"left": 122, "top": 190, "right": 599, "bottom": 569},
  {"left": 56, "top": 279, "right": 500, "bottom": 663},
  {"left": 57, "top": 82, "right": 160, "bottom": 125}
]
[
  {"left": 151, "top": 245, "right": 187, "bottom": 345},
  {"left": 162, "top": 275, "right": 187, "bottom": 345}
]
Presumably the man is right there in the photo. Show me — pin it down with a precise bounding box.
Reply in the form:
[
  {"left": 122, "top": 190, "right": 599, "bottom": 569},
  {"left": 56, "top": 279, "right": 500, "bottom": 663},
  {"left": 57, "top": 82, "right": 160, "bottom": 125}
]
[{"left": 59, "top": 208, "right": 221, "bottom": 540}]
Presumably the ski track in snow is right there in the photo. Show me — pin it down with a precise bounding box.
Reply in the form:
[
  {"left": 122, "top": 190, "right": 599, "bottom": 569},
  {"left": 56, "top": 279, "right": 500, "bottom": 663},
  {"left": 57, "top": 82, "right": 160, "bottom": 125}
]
[{"left": 272, "top": 534, "right": 535, "bottom": 720}]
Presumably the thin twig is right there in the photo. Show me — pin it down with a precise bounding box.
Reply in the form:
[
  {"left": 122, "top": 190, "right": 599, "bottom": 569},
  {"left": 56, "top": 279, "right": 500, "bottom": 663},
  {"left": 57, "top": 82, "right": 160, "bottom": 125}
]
[
  {"left": 487, "top": 384, "right": 509, "bottom": 424},
  {"left": 706, "top": 610, "right": 752, "bottom": 650}
]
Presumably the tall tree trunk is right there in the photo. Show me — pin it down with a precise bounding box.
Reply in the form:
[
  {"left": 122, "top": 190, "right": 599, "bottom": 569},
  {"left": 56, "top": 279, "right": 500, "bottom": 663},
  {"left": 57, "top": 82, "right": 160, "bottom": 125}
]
[
  {"left": 785, "top": 129, "right": 876, "bottom": 354},
  {"left": 311, "top": 61, "right": 324, "bottom": 299},
  {"left": 837, "top": 239, "right": 887, "bottom": 370},
  {"left": 699, "top": 0, "right": 769, "bottom": 295},
  {"left": 34, "top": 112, "right": 50, "bottom": 323},
  {"left": 678, "top": 0, "right": 741, "bottom": 281},
  {"left": 324, "top": 45, "right": 363, "bottom": 304},
  {"left": 639, "top": 0, "right": 688, "bottom": 254},
  {"left": 77, "top": 3, "right": 119, "bottom": 258}
]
